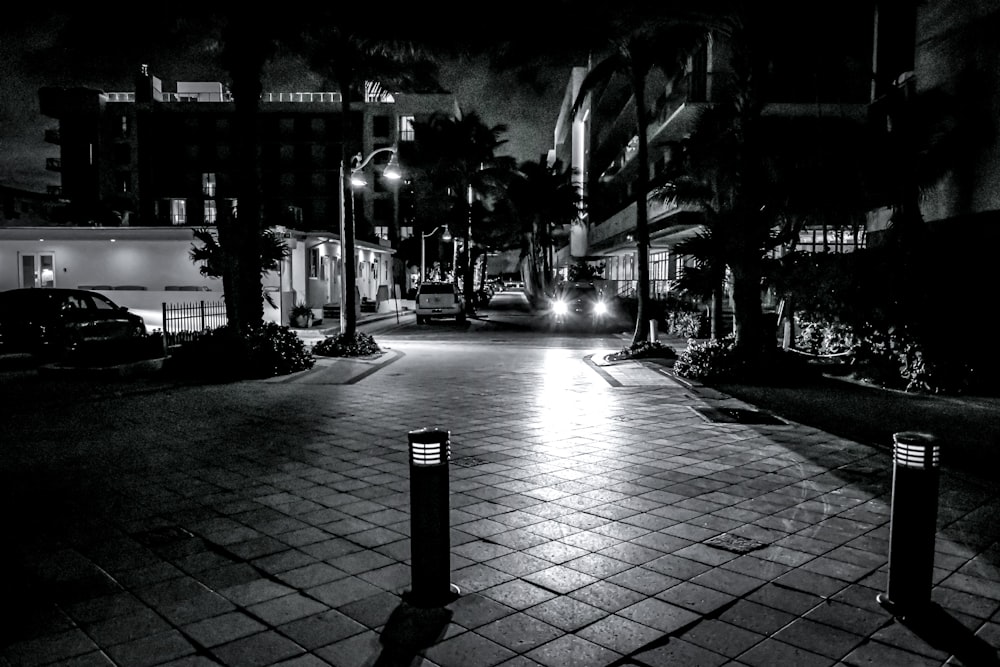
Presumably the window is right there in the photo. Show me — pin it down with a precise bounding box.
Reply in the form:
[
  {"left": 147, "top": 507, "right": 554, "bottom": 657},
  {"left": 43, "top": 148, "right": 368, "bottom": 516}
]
[
  {"left": 399, "top": 116, "right": 415, "bottom": 142},
  {"left": 202, "top": 173, "right": 216, "bottom": 197},
  {"left": 399, "top": 226, "right": 413, "bottom": 239},
  {"left": 117, "top": 173, "right": 130, "bottom": 193},
  {"left": 120, "top": 115, "right": 129, "bottom": 137},
  {"left": 373, "top": 115, "right": 390, "bottom": 137},
  {"left": 373, "top": 199, "right": 392, "bottom": 222},
  {"left": 374, "top": 226, "right": 389, "bottom": 240},
  {"left": 204, "top": 200, "right": 217, "bottom": 224},
  {"left": 309, "top": 247, "right": 320, "bottom": 278},
  {"left": 169, "top": 199, "right": 187, "bottom": 225}
]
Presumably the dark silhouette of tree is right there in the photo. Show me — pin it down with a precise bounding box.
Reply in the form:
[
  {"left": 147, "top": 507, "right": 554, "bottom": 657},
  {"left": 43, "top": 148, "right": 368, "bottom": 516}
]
[{"left": 406, "top": 109, "right": 515, "bottom": 315}]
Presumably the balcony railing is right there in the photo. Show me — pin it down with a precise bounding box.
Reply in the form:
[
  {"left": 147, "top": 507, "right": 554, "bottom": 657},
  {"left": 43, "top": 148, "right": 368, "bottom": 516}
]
[{"left": 45, "top": 158, "right": 61, "bottom": 172}]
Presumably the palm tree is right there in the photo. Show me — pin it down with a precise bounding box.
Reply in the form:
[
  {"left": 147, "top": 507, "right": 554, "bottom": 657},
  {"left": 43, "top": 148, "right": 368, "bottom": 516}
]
[
  {"left": 570, "top": 15, "right": 722, "bottom": 346},
  {"left": 216, "top": 14, "right": 279, "bottom": 334},
  {"left": 406, "top": 109, "right": 514, "bottom": 316},
  {"left": 506, "top": 158, "right": 585, "bottom": 298},
  {"left": 297, "top": 14, "right": 442, "bottom": 337}
]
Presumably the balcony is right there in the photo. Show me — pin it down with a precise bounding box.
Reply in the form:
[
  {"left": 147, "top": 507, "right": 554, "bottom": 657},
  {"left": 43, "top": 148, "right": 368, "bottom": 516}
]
[
  {"left": 46, "top": 185, "right": 63, "bottom": 196},
  {"left": 44, "top": 128, "right": 60, "bottom": 144},
  {"left": 45, "top": 158, "right": 61, "bottom": 172}
]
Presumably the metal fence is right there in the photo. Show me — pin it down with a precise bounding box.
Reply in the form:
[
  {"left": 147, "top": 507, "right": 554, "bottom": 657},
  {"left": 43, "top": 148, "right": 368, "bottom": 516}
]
[{"left": 161, "top": 300, "right": 227, "bottom": 349}]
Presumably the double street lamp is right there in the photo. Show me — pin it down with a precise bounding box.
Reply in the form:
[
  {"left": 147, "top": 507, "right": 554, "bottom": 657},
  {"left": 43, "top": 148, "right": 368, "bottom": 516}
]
[
  {"left": 339, "top": 146, "right": 400, "bottom": 331},
  {"left": 420, "top": 225, "right": 452, "bottom": 284}
]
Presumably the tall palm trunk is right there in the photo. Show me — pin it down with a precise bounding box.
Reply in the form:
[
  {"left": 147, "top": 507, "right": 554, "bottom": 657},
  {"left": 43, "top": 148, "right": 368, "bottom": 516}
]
[
  {"left": 630, "top": 67, "right": 652, "bottom": 345},
  {"left": 339, "top": 78, "right": 359, "bottom": 337}
]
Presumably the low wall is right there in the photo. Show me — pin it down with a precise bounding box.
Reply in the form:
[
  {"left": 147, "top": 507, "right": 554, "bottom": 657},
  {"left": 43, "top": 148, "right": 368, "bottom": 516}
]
[{"left": 91, "top": 288, "right": 282, "bottom": 332}]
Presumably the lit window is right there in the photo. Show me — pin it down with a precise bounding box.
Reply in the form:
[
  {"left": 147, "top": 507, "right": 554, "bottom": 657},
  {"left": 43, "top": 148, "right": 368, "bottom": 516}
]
[
  {"left": 204, "top": 200, "right": 217, "bottom": 224},
  {"left": 399, "top": 116, "right": 415, "bottom": 142},
  {"left": 374, "top": 226, "right": 389, "bottom": 240},
  {"left": 309, "top": 247, "right": 319, "bottom": 278},
  {"left": 202, "top": 173, "right": 216, "bottom": 197},
  {"left": 400, "top": 226, "right": 413, "bottom": 239},
  {"left": 169, "top": 199, "right": 187, "bottom": 225}
]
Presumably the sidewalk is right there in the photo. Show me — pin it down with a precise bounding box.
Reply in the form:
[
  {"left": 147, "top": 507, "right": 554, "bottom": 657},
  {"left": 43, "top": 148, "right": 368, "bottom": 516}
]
[{"left": 1, "top": 334, "right": 998, "bottom": 666}]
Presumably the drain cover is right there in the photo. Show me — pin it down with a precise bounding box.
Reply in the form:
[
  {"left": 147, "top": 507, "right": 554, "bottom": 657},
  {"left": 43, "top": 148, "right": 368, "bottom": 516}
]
[
  {"left": 704, "top": 533, "right": 767, "bottom": 554},
  {"left": 693, "top": 407, "right": 786, "bottom": 425}
]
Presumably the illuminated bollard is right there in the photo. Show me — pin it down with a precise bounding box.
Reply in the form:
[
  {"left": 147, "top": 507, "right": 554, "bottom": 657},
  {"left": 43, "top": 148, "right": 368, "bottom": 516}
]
[
  {"left": 407, "top": 427, "right": 457, "bottom": 607},
  {"left": 877, "top": 431, "right": 941, "bottom": 617}
]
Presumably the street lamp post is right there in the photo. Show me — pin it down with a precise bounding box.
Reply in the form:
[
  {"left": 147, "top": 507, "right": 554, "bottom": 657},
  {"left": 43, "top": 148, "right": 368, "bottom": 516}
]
[
  {"left": 420, "top": 225, "right": 452, "bottom": 284},
  {"left": 339, "top": 146, "right": 400, "bottom": 332}
]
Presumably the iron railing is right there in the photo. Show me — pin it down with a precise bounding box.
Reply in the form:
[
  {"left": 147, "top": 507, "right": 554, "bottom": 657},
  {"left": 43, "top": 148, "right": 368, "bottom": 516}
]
[{"left": 161, "top": 300, "right": 227, "bottom": 350}]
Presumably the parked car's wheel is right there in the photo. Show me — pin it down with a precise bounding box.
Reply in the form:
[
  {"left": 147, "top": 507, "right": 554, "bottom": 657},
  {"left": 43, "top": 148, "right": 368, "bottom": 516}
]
[
  {"left": 457, "top": 312, "right": 467, "bottom": 323},
  {"left": 416, "top": 315, "right": 425, "bottom": 324}
]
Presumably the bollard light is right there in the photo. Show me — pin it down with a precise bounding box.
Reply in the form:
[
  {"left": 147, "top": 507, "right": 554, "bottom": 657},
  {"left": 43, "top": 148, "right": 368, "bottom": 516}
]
[
  {"left": 877, "top": 431, "right": 941, "bottom": 618},
  {"left": 406, "top": 427, "right": 458, "bottom": 607}
]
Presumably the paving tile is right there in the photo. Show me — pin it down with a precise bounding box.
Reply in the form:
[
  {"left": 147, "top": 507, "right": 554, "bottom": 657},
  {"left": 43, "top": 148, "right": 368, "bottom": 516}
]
[
  {"left": 717, "top": 600, "right": 797, "bottom": 636},
  {"left": 277, "top": 610, "right": 367, "bottom": 650},
  {"left": 247, "top": 592, "right": 329, "bottom": 626},
  {"left": 523, "top": 596, "right": 607, "bottom": 632},
  {"left": 476, "top": 612, "right": 563, "bottom": 653},
  {"left": 563, "top": 553, "right": 632, "bottom": 578},
  {"left": 567, "top": 580, "right": 647, "bottom": 613},
  {"left": 481, "top": 580, "right": 557, "bottom": 610},
  {"left": 451, "top": 563, "right": 517, "bottom": 593},
  {"left": 606, "top": 566, "right": 680, "bottom": 596},
  {"left": 524, "top": 634, "right": 621, "bottom": 667},
  {"left": 423, "top": 629, "right": 517, "bottom": 667},
  {"left": 182, "top": 611, "right": 267, "bottom": 648},
  {"left": 616, "top": 598, "right": 700, "bottom": 634},
  {"left": 0, "top": 628, "right": 99, "bottom": 666},
  {"left": 83, "top": 606, "right": 173, "bottom": 646},
  {"left": 679, "top": 618, "right": 766, "bottom": 657},
  {"left": 575, "top": 614, "right": 663, "bottom": 654},
  {"left": 105, "top": 629, "right": 197, "bottom": 667},
  {"left": 276, "top": 562, "right": 349, "bottom": 589},
  {"left": 448, "top": 593, "right": 518, "bottom": 630},
  {"left": 523, "top": 541, "right": 590, "bottom": 565},
  {"left": 307, "top": 576, "right": 384, "bottom": 608},
  {"left": 522, "top": 565, "right": 598, "bottom": 594},
  {"left": 336, "top": 591, "right": 401, "bottom": 628},
  {"left": 747, "top": 583, "right": 825, "bottom": 615},
  {"left": 772, "top": 617, "right": 865, "bottom": 660},
  {"left": 485, "top": 552, "right": 555, "bottom": 577},
  {"left": 736, "top": 637, "right": 837, "bottom": 667},
  {"left": 633, "top": 636, "right": 730, "bottom": 666},
  {"left": 657, "top": 581, "right": 737, "bottom": 614},
  {"left": 218, "top": 579, "right": 295, "bottom": 607},
  {"left": 210, "top": 629, "right": 305, "bottom": 667}
]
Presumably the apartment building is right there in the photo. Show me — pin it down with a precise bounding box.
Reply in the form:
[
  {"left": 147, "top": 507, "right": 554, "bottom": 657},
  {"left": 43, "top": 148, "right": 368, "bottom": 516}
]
[{"left": 550, "top": 4, "right": 881, "bottom": 302}]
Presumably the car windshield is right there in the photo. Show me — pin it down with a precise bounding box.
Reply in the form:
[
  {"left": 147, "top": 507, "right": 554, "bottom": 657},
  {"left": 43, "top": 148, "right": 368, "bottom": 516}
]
[
  {"left": 559, "top": 286, "right": 598, "bottom": 300},
  {"left": 419, "top": 284, "right": 456, "bottom": 294}
]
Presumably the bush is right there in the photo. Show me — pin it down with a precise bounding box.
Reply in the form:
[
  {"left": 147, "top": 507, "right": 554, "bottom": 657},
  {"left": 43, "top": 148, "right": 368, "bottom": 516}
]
[
  {"left": 665, "top": 309, "right": 708, "bottom": 339},
  {"left": 673, "top": 334, "right": 740, "bottom": 381},
  {"left": 313, "top": 331, "right": 381, "bottom": 358},
  {"left": 167, "top": 323, "right": 314, "bottom": 380},
  {"left": 794, "top": 316, "right": 856, "bottom": 356}
]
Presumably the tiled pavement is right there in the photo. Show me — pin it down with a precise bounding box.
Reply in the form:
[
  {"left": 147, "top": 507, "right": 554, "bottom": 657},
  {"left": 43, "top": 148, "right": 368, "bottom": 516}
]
[{"left": 1, "top": 333, "right": 999, "bottom": 666}]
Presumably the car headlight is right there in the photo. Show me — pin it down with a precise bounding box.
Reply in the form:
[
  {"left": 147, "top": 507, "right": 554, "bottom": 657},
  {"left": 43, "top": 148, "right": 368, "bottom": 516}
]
[
  {"left": 552, "top": 301, "right": 569, "bottom": 315},
  {"left": 593, "top": 301, "right": 608, "bottom": 316}
]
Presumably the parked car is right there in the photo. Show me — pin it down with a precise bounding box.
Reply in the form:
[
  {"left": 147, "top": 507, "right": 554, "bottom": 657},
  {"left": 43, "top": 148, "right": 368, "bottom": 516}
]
[
  {"left": 415, "top": 282, "right": 466, "bottom": 324},
  {"left": 0, "top": 287, "right": 148, "bottom": 357},
  {"left": 549, "top": 282, "right": 613, "bottom": 331}
]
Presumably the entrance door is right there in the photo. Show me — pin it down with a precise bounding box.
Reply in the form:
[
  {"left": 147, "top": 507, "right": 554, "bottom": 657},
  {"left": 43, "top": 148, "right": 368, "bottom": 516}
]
[{"left": 20, "top": 253, "right": 55, "bottom": 288}]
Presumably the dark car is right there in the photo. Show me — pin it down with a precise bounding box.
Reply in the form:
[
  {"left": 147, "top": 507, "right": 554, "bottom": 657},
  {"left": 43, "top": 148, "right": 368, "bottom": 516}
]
[
  {"left": 549, "top": 282, "right": 614, "bottom": 331},
  {"left": 0, "top": 287, "right": 147, "bottom": 357}
]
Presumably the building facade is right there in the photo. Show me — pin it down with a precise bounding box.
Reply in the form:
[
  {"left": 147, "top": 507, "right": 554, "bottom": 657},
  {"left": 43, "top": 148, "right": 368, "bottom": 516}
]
[
  {"left": 32, "top": 66, "right": 459, "bottom": 316},
  {"left": 549, "top": 4, "right": 878, "bottom": 304}
]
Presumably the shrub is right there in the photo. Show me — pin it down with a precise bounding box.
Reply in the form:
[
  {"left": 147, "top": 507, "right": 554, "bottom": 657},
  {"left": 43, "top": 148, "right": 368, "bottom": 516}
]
[
  {"left": 314, "top": 331, "right": 381, "bottom": 358},
  {"left": 167, "top": 323, "right": 314, "bottom": 380},
  {"left": 244, "top": 322, "right": 315, "bottom": 377},
  {"left": 665, "top": 309, "right": 708, "bottom": 339},
  {"left": 673, "top": 335, "right": 740, "bottom": 381},
  {"left": 794, "top": 316, "right": 856, "bottom": 356}
]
